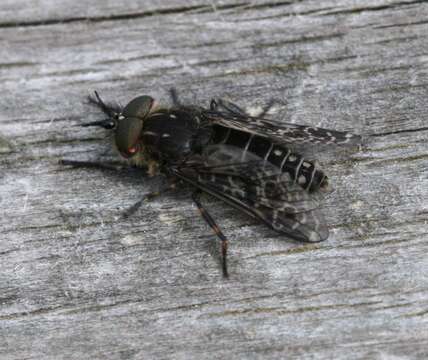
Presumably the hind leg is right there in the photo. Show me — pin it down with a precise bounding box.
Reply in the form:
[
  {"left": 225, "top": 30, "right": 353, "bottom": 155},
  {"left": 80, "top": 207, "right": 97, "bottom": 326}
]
[
  {"left": 192, "top": 189, "right": 229, "bottom": 278},
  {"left": 210, "top": 98, "right": 276, "bottom": 118}
]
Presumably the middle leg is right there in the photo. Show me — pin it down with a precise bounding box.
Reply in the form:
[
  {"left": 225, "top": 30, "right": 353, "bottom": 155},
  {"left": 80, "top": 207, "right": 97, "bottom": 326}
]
[
  {"left": 123, "top": 182, "right": 177, "bottom": 218},
  {"left": 59, "top": 159, "right": 126, "bottom": 171},
  {"left": 192, "top": 189, "right": 229, "bottom": 278}
]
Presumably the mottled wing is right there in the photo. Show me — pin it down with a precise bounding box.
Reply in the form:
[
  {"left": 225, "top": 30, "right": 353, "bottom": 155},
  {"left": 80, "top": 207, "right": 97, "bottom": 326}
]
[
  {"left": 205, "top": 99, "right": 361, "bottom": 146},
  {"left": 171, "top": 145, "right": 329, "bottom": 242}
]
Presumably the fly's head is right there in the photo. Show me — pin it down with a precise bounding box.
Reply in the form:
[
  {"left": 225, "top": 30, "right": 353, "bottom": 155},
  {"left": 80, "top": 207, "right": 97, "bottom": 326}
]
[{"left": 83, "top": 93, "right": 155, "bottom": 160}]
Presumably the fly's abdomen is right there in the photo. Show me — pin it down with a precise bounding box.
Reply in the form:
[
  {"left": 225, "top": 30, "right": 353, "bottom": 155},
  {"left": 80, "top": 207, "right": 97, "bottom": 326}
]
[{"left": 211, "top": 125, "right": 328, "bottom": 192}]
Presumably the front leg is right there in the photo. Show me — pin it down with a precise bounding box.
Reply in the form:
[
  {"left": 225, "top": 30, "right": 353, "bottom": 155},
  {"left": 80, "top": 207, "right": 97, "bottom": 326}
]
[
  {"left": 59, "top": 159, "right": 127, "bottom": 171},
  {"left": 123, "top": 181, "right": 177, "bottom": 218},
  {"left": 88, "top": 90, "right": 122, "bottom": 119}
]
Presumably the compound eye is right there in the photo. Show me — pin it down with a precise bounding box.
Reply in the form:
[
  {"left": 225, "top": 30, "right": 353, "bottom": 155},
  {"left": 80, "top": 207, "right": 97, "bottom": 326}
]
[
  {"left": 122, "top": 96, "right": 155, "bottom": 119},
  {"left": 127, "top": 144, "right": 139, "bottom": 155},
  {"left": 120, "top": 143, "right": 140, "bottom": 158},
  {"left": 115, "top": 117, "right": 143, "bottom": 158}
]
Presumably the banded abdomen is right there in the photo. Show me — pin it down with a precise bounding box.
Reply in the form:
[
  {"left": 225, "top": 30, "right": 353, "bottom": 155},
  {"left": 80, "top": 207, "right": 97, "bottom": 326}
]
[{"left": 211, "top": 125, "right": 329, "bottom": 192}]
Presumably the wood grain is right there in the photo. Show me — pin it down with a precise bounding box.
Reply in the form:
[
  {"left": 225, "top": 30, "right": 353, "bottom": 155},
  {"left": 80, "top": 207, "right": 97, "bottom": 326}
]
[{"left": 1, "top": 0, "right": 428, "bottom": 359}]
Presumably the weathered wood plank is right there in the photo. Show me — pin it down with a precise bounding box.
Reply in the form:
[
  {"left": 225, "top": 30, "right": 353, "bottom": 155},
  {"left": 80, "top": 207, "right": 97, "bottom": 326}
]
[{"left": 1, "top": 0, "right": 428, "bottom": 359}]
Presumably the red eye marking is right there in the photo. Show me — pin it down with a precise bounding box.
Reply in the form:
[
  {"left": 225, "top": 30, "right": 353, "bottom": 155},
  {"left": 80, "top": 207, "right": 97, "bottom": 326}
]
[{"left": 128, "top": 146, "right": 138, "bottom": 154}]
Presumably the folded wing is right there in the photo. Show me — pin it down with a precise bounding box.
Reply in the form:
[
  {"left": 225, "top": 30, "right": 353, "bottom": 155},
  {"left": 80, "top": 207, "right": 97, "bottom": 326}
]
[{"left": 171, "top": 144, "right": 329, "bottom": 242}]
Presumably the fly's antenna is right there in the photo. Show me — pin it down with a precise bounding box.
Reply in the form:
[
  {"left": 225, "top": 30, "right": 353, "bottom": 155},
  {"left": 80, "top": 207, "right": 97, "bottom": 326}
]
[{"left": 88, "top": 90, "right": 122, "bottom": 119}]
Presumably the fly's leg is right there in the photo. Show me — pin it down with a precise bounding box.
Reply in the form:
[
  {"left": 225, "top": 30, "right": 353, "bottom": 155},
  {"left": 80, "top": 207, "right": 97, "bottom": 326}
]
[
  {"left": 210, "top": 98, "right": 276, "bottom": 118},
  {"left": 88, "top": 90, "right": 122, "bottom": 118},
  {"left": 123, "top": 182, "right": 177, "bottom": 218},
  {"left": 169, "top": 88, "right": 181, "bottom": 107},
  {"left": 210, "top": 98, "right": 247, "bottom": 117},
  {"left": 60, "top": 159, "right": 173, "bottom": 218},
  {"left": 192, "top": 190, "right": 229, "bottom": 278},
  {"left": 59, "top": 159, "right": 126, "bottom": 171},
  {"left": 256, "top": 99, "right": 276, "bottom": 118}
]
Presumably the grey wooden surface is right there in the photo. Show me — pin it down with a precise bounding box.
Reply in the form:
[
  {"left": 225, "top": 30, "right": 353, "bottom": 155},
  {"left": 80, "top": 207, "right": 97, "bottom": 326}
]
[{"left": 1, "top": 1, "right": 428, "bottom": 359}]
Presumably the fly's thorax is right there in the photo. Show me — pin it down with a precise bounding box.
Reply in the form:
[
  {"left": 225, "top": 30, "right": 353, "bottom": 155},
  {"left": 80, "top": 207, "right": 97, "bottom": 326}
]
[
  {"left": 138, "top": 108, "right": 211, "bottom": 163},
  {"left": 111, "top": 106, "right": 205, "bottom": 172}
]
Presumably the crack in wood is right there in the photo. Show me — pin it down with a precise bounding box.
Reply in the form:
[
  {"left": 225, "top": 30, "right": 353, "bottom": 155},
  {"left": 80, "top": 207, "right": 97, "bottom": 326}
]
[
  {"left": 370, "top": 126, "right": 428, "bottom": 137},
  {"left": 0, "top": 2, "right": 254, "bottom": 29},
  {"left": 320, "top": 0, "right": 428, "bottom": 16},
  {"left": 0, "top": 4, "right": 208, "bottom": 28}
]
